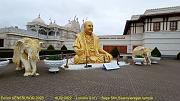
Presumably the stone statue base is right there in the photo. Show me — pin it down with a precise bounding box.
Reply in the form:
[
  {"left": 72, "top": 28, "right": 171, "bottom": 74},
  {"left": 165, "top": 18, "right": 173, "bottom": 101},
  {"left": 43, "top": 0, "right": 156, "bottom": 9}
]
[{"left": 62, "top": 58, "right": 129, "bottom": 70}]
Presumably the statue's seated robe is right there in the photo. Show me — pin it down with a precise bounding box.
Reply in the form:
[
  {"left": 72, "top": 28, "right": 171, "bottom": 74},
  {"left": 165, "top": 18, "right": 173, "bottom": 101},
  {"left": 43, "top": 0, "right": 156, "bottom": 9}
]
[{"left": 73, "top": 32, "right": 112, "bottom": 64}]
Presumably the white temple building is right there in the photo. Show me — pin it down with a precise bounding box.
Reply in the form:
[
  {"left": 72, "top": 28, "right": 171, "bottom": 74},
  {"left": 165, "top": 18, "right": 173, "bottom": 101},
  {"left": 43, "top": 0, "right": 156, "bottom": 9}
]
[{"left": 0, "top": 15, "right": 80, "bottom": 50}]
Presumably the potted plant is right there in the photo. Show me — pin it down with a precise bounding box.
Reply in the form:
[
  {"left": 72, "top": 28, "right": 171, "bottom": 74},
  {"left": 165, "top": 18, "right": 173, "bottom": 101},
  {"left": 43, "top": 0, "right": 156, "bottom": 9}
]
[
  {"left": 44, "top": 55, "right": 65, "bottom": 73},
  {"left": 133, "top": 55, "right": 145, "bottom": 65},
  {"left": 151, "top": 47, "right": 161, "bottom": 64}
]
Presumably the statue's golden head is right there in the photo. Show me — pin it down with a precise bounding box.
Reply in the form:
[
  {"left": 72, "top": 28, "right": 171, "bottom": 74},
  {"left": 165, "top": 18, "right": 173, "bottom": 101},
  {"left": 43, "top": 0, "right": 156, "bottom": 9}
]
[{"left": 84, "top": 21, "right": 93, "bottom": 35}]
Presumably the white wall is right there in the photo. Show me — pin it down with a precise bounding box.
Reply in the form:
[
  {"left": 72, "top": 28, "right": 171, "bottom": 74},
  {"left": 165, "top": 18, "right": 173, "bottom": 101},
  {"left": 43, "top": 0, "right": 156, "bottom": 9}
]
[
  {"left": 127, "top": 34, "right": 143, "bottom": 53},
  {"left": 143, "top": 31, "right": 180, "bottom": 55}
]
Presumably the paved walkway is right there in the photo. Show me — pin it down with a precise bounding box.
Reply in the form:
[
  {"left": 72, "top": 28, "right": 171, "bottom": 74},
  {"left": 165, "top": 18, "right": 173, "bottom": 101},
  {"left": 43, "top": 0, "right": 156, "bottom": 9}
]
[{"left": 0, "top": 60, "right": 180, "bottom": 101}]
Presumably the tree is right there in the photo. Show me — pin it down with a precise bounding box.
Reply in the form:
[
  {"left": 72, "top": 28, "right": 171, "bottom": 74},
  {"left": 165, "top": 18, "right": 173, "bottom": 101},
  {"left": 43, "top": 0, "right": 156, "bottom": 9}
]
[
  {"left": 47, "top": 45, "right": 55, "bottom": 50},
  {"left": 151, "top": 47, "right": 161, "bottom": 57},
  {"left": 110, "top": 47, "right": 120, "bottom": 58},
  {"left": 61, "top": 45, "right": 67, "bottom": 50},
  {"left": 177, "top": 52, "right": 180, "bottom": 60}
]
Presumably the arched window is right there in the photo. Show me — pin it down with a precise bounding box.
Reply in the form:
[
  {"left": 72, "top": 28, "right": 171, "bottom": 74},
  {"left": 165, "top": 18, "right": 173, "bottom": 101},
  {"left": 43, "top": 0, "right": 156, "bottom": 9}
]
[
  {"left": 39, "top": 28, "right": 46, "bottom": 35},
  {"left": 48, "top": 31, "right": 55, "bottom": 36}
]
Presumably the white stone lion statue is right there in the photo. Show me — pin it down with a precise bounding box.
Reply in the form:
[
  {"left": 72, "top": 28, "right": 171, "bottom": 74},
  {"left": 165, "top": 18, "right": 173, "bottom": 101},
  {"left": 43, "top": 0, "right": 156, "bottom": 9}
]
[
  {"left": 13, "top": 38, "right": 42, "bottom": 76},
  {"left": 132, "top": 46, "right": 152, "bottom": 65}
]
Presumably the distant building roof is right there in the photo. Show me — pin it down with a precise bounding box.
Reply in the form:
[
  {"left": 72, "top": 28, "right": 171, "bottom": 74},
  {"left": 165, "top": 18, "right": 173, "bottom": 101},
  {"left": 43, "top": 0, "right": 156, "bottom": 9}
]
[
  {"left": 130, "top": 15, "right": 141, "bottom": 20},
  {"left": 144, "top": 6, "right": 180, "bottom": 15}
]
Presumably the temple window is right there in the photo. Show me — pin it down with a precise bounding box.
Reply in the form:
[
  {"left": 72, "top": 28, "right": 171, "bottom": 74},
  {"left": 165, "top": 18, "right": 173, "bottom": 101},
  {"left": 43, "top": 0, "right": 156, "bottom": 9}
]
[
  {"left": 153, "top": 22, "right": 160, "bottom": 31},
  {"left": 170, "top": 21, "right": 177, "bottom": 31}
]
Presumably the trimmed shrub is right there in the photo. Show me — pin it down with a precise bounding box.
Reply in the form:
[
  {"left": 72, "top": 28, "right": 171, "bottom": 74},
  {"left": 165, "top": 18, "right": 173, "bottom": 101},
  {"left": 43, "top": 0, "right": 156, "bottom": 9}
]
[
  {"left": 47, "top": 45, "right": 55, "bottom": 50},
  {"left": 151, "top": 47, "right": 161, "bottom": 57},
  {"left": 177, "top": 52, "right": 180, "bottom": 60},
  {"left": 0, "top": 49, "right": 13, "bottom": 58},
  {"left": 110, "top": 47, "right": 120, "bottom": 58},
  {"left": 0, "top": 49, "right": 75, "bottom": 59},
  {"left": 61, "top": 45, "right": 67, "bottom": 50},
  {"left": 39, "top": 50, "right": 75, "bottom": 56}
]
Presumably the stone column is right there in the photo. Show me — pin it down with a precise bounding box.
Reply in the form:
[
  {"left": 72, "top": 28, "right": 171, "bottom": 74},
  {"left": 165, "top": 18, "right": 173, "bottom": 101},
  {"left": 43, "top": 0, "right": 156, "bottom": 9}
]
[
  {"left": 55, "top": 28, "right": 57, "bottom": 38},
  {"left": 35, "top": 25, "right": 39, "bottom": 38}
]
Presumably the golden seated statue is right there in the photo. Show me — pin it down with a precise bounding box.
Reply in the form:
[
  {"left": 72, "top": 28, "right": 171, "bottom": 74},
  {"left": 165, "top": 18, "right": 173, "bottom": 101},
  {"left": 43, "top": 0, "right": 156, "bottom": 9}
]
[{"left": 73, "top": 21, "right": 112, "bottom": 64}]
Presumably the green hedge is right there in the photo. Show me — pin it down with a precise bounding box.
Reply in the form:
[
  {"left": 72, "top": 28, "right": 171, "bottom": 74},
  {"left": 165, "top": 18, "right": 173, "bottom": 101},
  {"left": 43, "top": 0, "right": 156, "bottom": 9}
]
[
  {"left": 39, "top": 50, "right": 75, "bottom": 55},
  {"left": 46, "top": 55, "right": 63, "bottom": 60},
  {"left": 0, "top": 49, "right": 13, "bottom": 58},
  {"left": 0, "top": 49, "right": 75, "bottom": 58}
]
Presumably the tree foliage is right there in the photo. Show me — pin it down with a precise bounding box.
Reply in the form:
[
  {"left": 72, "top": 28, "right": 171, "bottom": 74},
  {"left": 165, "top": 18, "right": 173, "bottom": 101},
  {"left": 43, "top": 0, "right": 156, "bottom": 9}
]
[
  {"left": 110, "top": 47, "right": 120, "bottom": 58},
  {"left": 151, "top": 47, "right": 161, "bottom": 57}
]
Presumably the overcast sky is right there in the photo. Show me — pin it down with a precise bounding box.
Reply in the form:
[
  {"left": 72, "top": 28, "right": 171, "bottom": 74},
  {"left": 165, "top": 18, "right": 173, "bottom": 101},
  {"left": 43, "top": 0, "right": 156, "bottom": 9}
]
[{"left": 0, "top": 0, "right": 179, "bottom": 35}]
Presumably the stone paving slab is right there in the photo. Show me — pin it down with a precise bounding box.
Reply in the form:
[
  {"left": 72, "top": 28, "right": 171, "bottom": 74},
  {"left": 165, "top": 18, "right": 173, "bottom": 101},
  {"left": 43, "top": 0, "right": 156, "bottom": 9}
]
[{"left": 0, "top": 60, "right": 180, "bottom": 101}]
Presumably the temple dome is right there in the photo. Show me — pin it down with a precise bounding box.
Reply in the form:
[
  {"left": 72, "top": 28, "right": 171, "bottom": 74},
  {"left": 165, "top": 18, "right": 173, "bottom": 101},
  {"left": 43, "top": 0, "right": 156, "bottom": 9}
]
[
  {"left": 49, "top": 21, "right": 58, "bottom": 28},
  {"left": 32, "top": 15, "right": 45, "bottom": 24}
]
